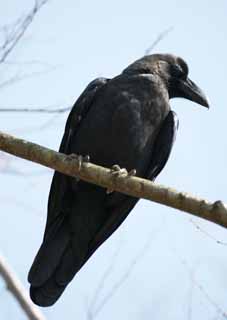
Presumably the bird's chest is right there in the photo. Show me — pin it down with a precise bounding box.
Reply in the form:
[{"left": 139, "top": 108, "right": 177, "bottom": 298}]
[
  {"left": 72, "top": 79, "right": 169, "bottom": 172},
  {"left": 110, "top": 90, "right": 168, "bottom": 153}
]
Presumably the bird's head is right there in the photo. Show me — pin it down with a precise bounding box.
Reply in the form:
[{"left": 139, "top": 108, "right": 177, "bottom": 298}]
[{"left": 123, "top": 53, "right": 209, "bottom": 108}]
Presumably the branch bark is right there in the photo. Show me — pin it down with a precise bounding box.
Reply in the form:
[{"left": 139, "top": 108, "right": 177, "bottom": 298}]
[
  {"left": 0, "top": 131, "right": 227, "bottom": 229},
  {"left": 0, "top": 254, "right": 45, "bottom": 320}
]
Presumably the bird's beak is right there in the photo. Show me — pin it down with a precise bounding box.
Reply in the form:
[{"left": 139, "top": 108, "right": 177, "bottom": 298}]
[{"left": 179, "top": 78, "right": 210, "bottom": 108}]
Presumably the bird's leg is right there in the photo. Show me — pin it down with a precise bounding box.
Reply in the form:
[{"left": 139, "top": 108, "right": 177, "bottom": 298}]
[
  {"left": 106, "top": 165, "right": 137, "bottom": 194},
  {"left": 67, "top": 154, "right": 90, "bottom": 181}
]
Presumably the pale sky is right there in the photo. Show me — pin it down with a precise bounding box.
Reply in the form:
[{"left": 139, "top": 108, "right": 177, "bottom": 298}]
[{"left": 0, "top": 1, "right": 227, "bottom": 319}]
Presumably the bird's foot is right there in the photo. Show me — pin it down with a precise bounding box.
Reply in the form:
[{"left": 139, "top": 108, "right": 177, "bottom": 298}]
[
  {"left": 110, "top": 164, "right": 128, "bottom": 177},
  {"left": 67, "top": 153, "right": 90, "bottom": 171},
  {"left": 106, "top": 165, "right": 137, "bottom": 194},
  {"left": 128, "top": 168, "right": 137, "bottom": 176}
]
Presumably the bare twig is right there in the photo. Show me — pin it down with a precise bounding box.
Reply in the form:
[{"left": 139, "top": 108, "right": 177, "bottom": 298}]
[
  {"left": 168, "top": 243, "right": 227, "bottom": 319},
  {"left": 0, "top": 26, "right": 173, "bottom": 114},
  {"left": 0, "top": 0, "right": 49, "bottom": 63},
  {"left": 87, "top": 245, "right": 122, "bottom": 319},
  {"left": 189, "top": 219, "right": 227, "bottom": 246},
  {"left": 89, "top": 221, "right": 163, "bottom": 319},
  {"left": 0, "top": 106, "right": 71, "bottom": 113},
  {"left": 0, "top": 131, "right": 227, "bottom": 229},
  {"left": 0, "top": 24, "right": 173, "bottom": 114},
  {"left": 144, "top": 26, "right": 174, "bottom": 55},
  {"left": 0, "top": 254, "right": 45, "bottom": 320},
  {"left": 0, "top": 64, "right": 58, "bottom": 90}
]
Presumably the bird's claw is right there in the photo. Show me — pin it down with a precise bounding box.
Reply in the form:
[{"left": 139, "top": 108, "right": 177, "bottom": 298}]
[
  {"left": 106, "top": 165, "right": 136, "bottom": 194},
  {"left": 128, "top": 169, "right": 137, "bottom": 176},
  {"left": 83, "top": 155, "right": 90, "bottom": 163},
  {"left": 67, "top": 153, "right": 90, "bottom": 171},
  {"left": 106, "top": 188, "right": 114, "bottom": 194},
  {"left": 110, "top": 164, "right": 128, "bottom": 176}
]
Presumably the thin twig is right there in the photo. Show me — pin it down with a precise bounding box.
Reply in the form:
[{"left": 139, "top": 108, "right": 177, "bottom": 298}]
[
  {"left": 144, "top": 26, "right": 174, "bottom": 55},
  {"left": 0, "top": 0, "right": 49, "bottom": 63},
  {"left": 189, "top": 219, "right": 227, "bottom": 246},
  {"left": 0, "top": 254, "right": 45, "bottom": 320},
  {"left": 91, "top": 220, "right": 163, "bottom": 318},
  {"left": 0, "top": 106, "right": 71, "bottom": 113},
  {"left": 0, "top": 65, "right": 58, "bottom": 90},
  {"left": 0, "top": 26, "right": 173, "bottom": 114},
  {"left": 169, "top": 244, "right": 227, "bottom": 319},
  {"left": 86, "top": 243, "right": 123, "bottom": 319},
  {"left": 0, "top": 24, "right": 172, "bottom": 114}
]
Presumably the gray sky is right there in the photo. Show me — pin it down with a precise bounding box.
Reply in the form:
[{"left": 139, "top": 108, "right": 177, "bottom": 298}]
[{"left": 0, "top": 0, "right": 227, "bottom": 319}]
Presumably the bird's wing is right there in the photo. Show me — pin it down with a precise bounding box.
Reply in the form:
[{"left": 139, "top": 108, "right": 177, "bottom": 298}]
[
  {"left": 44, "top": 77, "right": 109, "bottom": 240},
  {"left": 147, "top": 110, "right": 179, "bottom": 180},
  {"left": 88, "top": 110, "right": 179, "bottom": 257}
]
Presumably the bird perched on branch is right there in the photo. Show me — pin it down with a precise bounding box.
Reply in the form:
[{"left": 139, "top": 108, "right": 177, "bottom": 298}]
[{"left": 28, "top": 53, "right": 209, "bottom": 306}]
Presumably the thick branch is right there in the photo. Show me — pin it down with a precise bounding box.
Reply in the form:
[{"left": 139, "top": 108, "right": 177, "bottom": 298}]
[
  {"left": 0, "top": 131, "right": 227, "bottom": 228},
  {"left": 0, "top": 254, "right": 45, "bottom": 320}
]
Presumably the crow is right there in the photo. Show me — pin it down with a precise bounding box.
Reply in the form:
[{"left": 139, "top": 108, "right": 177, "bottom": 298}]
[{"left": 28, "top": 54, "right": 209, "bottom": 306}]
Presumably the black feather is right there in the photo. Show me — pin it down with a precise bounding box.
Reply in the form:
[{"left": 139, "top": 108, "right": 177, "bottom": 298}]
[{"left": 28, "top": 53, "right": 207, "bottom": 306}]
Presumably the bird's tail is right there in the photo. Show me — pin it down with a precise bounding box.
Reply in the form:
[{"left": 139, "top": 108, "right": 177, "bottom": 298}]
[{"left": 28, "top": 214, "right": 82, "bottom": 307}]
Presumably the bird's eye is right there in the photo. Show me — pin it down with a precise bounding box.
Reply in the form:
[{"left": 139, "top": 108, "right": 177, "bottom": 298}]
[{"left": 171, "top": 65, "right": 186, "bottom": 79}]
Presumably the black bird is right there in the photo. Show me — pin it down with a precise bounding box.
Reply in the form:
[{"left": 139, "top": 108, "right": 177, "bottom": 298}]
[{"left": 28, "top": 54, "right": 209, "bottom": 306}]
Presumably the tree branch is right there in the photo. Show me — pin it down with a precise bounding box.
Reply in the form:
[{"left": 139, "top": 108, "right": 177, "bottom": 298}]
[
  {"left": 0, "top": 254, "right": 45, "bottom": 320},
  {"left": 0, "top": 131, "right": 227, "bottom": 229}
]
